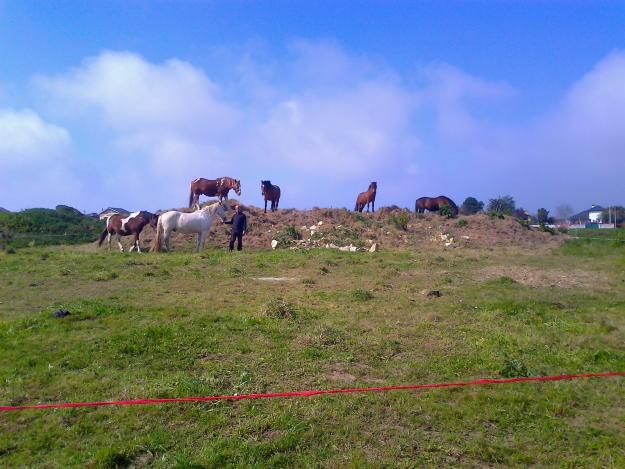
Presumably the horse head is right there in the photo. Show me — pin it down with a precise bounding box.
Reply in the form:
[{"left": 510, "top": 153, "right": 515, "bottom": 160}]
[
  {"left": 148, "top": 213, "right": 159, "bottom": 230},
  {"left": 261, "top": 180, "right": 270, "bottom": 195},
  {"left": 234, "top": 179, "right": 241, "bottom": 196},
  {"left": 216, "top": 202, "right": 228, "bottom": 222},
  {"left": 370, "top": 182, "right": 377, "bottom": 191}
]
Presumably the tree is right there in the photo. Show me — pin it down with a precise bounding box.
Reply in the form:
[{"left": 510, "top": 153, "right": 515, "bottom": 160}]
[
  {"left": 601, "top": 206, "right": 625, "bottom": 226},
  {"left": 460, "top": 197, "right": 484, "bottom": 215},
  {"left": 555, "top": 203, "right": 574, "bottom": 221},
  {"left": 513, "top": 208, "right": 529, "bottom": 220},
  {"left": 487, "top": 195, "right": 516, "bottom": 216},
  {"left": 537, "top": 208, "right": 549, "bottom": 224}
]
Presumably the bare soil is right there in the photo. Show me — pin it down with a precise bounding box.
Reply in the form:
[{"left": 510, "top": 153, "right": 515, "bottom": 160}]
[{"left": 136, "top": 202, "right": 566, "bottom": 252}]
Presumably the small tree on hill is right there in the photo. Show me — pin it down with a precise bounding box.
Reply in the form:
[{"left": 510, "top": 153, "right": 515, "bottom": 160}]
[
  {"left": 537, "top": 208, "right": 549, "bottom": 224},
  {"left": 487, "top": 196, "right": 516, "bottom": 217},
  {"left": 460, "top": 197, "right": 484, "bottom": 215}
]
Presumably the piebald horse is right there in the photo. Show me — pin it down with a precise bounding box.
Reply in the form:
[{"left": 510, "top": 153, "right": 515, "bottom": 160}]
[
  {"left": 261, "top": 180, "right": 281, "bottom": 213},
  {"left": 98, "top": 211, "right": 159, "bottom": 252},
  {"left": 188, "top": 177, "right": 241, "bottom": 209},
  {"left": 151, "top": 202, "right": 228, "bottom": 252},
  {"left": 355, "top": 182, "right": 377, "bottom": 212},
  {"left": 415, "top": 196, "right": 458, "bottom": 216}
]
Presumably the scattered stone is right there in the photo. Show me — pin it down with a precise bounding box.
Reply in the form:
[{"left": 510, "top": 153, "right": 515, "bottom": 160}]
[
  {"left": 369, "top": 243, "right": 378, "bottom": 252},
  {"left": 53, "top": 309, "right": 71, "bottom": 318},
  {"left": 317, "top": 221, "right": 323, "bottom": 225},
  {"left": 271, "top": 239, "right": 278, "bottom": 249},
  {"left": 426, "top": 290, "right": 442, "bottom": 298}
]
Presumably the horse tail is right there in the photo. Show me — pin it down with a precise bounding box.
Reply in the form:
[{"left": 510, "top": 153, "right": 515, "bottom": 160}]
[
  {"left": 97, "top": 227, "right": 108, "bottom": 247},
  {"left": 151, "top": 217, "right": 164, "bottom": 252}
]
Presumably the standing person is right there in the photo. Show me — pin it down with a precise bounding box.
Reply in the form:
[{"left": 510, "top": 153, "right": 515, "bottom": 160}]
[{"left": 225, "top": 204, "right": 247, "bottom": 251}]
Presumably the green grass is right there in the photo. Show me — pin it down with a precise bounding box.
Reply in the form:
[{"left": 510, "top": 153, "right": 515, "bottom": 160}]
[{"left": 1, "top": 241, "right": 625, "bottom": 466}]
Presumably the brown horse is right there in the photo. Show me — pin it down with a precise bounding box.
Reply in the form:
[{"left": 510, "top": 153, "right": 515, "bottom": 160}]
[
  {"left": 261, "top": 180, "right": 281, "bottom": 213},
  {"left": 98, "top": 211, "right": 159, "bottom": 252},
  {"left": 415, "top": 196, "right": 458, "bottom": 216},
  {"left": 188, "top": 177, "right": 241, "bottom": 209},
  {"left": 355, "top": 182, "right": 377, "bottom": 212}
]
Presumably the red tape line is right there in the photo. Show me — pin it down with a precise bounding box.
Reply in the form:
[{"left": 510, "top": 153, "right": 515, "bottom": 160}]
[{"left": 2, "top": 372, "right": 624, "bottom": 412}]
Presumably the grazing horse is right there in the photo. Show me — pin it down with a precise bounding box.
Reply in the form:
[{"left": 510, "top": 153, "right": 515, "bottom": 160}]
[
  {"left": 151, "top": 202, "right": 227, "bottom": 253},
  {"left": 188, "top": 177, "right": 241, "bottom": 209},
  {"left": 355, "top": 182, "right": 377, "bottom": 212},
  {"left": 261, "top": 180, "right": 281, "bottom": 213},
  {"left": 415, "top": 196, "right": 458, "bottom": 216},
  {"left": 98, "top": 211, "right": 158, "bottom": 252}
]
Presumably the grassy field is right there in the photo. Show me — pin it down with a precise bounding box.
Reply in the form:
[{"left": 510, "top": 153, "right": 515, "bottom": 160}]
[{"left": 1, "top": 234, "right": 625, "bottom": 467}]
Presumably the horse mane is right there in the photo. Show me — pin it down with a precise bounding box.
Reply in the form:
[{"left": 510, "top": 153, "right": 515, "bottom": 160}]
[{"left": 262, "top": 180, "right": 273, "bottom": 189}]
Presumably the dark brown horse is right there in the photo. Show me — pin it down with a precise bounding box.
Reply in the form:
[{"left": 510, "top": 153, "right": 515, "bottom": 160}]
[
  {"left": 415, "top": 196, "right": 458, "bottom": 216},
  {"left": 355, "top": 182, "right": 377, "bottom": 212},
  {"left": 188, "top": 177, "right": 241, "bottom": 209},
  {"left": 261, "top": 180, "right": 281, "bottom": 213},
  {"left": 98, "top": 211, "right": 159, "bottom": 252}
]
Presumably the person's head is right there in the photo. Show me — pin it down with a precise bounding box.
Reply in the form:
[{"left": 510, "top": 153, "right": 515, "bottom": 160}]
[{"left": 235, "top": 204, "right": 241, "bottom": 213}]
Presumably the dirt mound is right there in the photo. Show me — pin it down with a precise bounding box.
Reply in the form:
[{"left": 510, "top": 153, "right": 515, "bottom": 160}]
[{"left": 134, "top": 203, "right": 566, "bottom": 252}]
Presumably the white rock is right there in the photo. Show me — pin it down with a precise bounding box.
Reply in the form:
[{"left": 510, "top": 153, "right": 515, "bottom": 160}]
[
  {"left": 317, "top": 221, "right": 323, "bottom": 225},
  {"left": 271, "top": 239, "right": 278, "bottom": 249},
  {"left": 369, "top": 243, "right": 378, "bottom": 252},
  {"left": 349, "top": 246, "right": 358, "bottom": 252}
]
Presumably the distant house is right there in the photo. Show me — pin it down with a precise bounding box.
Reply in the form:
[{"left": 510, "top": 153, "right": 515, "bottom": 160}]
[
  {"left": 569, "top": 205, "right": 616, "bottom": 229},
  {"left": 569, "top": 205, "right": 605, "bottom": 224},
  {"left": 99, "top": 207, "right": 130, "bottom": 219}
]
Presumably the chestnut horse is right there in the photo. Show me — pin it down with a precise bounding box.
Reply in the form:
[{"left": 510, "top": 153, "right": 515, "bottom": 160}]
[
  {"left": 98, "top": 211, "right": 159, "bottom": 252},
  {"left": 188, "top": 177, "right": 241, "bottom": 209},
  {"left": 415, "top": 196, "right": 458, "bottom": 216},
  {"left": 261, "top": 180, "right": 281, "bottom": 213},
  {"left": 355, "top": 182, "right": 377, "bottom": 212}
]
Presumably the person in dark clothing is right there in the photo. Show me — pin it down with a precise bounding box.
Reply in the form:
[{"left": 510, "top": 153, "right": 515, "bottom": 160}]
[{"left": 225, "top": 204, "right": 247, "bottom": 251}]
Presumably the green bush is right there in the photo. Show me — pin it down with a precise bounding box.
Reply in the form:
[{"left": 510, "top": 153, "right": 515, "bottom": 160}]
[
  {"left": 439, "top": 204, "right": 454, "bottom": 219},
  {"left": 455, "top": 219, "right": 468, "bottom": 228},
  {"left": 389, "top": 211, "right": 410, "bottom": 231},
  {"left": 274, "top": 225, "right": 303, "bottom": 247}
]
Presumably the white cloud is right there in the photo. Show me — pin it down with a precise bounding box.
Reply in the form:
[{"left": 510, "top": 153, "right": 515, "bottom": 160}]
[
  {"left": 18, "top": 44, "right": 625, "bottom": 212},
  {"left": 0, "top": 108, "right": 70, "bottom": 167}
]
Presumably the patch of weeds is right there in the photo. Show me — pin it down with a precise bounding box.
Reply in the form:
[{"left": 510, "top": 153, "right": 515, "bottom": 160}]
[
  {"left": 302, "top": 278, "right": 316, "bottom": 286},
  {"left": 229, "top": 266, "right": 243, "bottom": 278},
  {"left": 259, "top": 298, "right": 296, "bottom": 319},
  {"left": 144, "top": 271, "right": 156, "bottom": 277},
  {"left": 539, "top": 223, "right": 557, "bottom": 235},
  {"left": 456, "top": 219, "right": 468, "bottom": 228},
  {"left": 350, "top": 288, "right": 374, "bottom": 301},
  {"left": 389, "top": 212, "right": 410, "bottom": 231},
  {"left": 500, "top": 355, "right": 530, "bottom": 378},
  {"left": 274, "top": 225, "right": 302, "bottom": 248},
  {"left": 93, "top": 447, "right": 135, "bottom": 468},
  {"left": 92, "top": 270, "right": 118, "bottom": 281},
  {"left": 516, "top": 218, "right": 530, "bottom": 229},
  {"left": 488, "top": 276, "right": 517, "bottom": 286},
  {"left": 439, "top": 204, "right": 454, "bottom": 219},
  {"left": 319, "top": 266, "right": 330, "bottom": 275}
]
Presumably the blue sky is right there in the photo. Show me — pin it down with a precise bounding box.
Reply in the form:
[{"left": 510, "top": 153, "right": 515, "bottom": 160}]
[{"left": 1, "top": 1, "right": 624, "bottom": 214}]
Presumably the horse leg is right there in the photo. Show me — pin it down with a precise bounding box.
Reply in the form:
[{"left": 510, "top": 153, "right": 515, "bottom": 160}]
[
  {"left": 107, "top": 233, "right": 112, "bottom": 252},
  {"left": 372, "top": 200, "right": 375, "bottom": 212},
  {"left": 134, "top": 233, "right": 141, "bottom": 253},
  {"left": 264, "top": 199, "right": 267, "bottom": 213},
  {"left": 366, "top": 201, "right": 370, "bottom": 213},
  {"left": 116, "top": 234, "right": 124, "bottom": 252}
]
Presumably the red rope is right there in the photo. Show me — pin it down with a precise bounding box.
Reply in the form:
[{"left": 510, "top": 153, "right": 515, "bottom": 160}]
[{"left": 2, "top": 371, "right": 623, "bottom": 412}]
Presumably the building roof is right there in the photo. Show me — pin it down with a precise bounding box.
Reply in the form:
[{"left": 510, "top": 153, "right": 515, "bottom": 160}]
[{"left": 569, "top": 205, "right": 605, "bottom": 221}]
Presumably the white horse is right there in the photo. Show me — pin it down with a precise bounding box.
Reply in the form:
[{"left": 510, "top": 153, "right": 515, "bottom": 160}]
[{"left": 151, "top": 202, "right": 228, "bottom": 252}]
